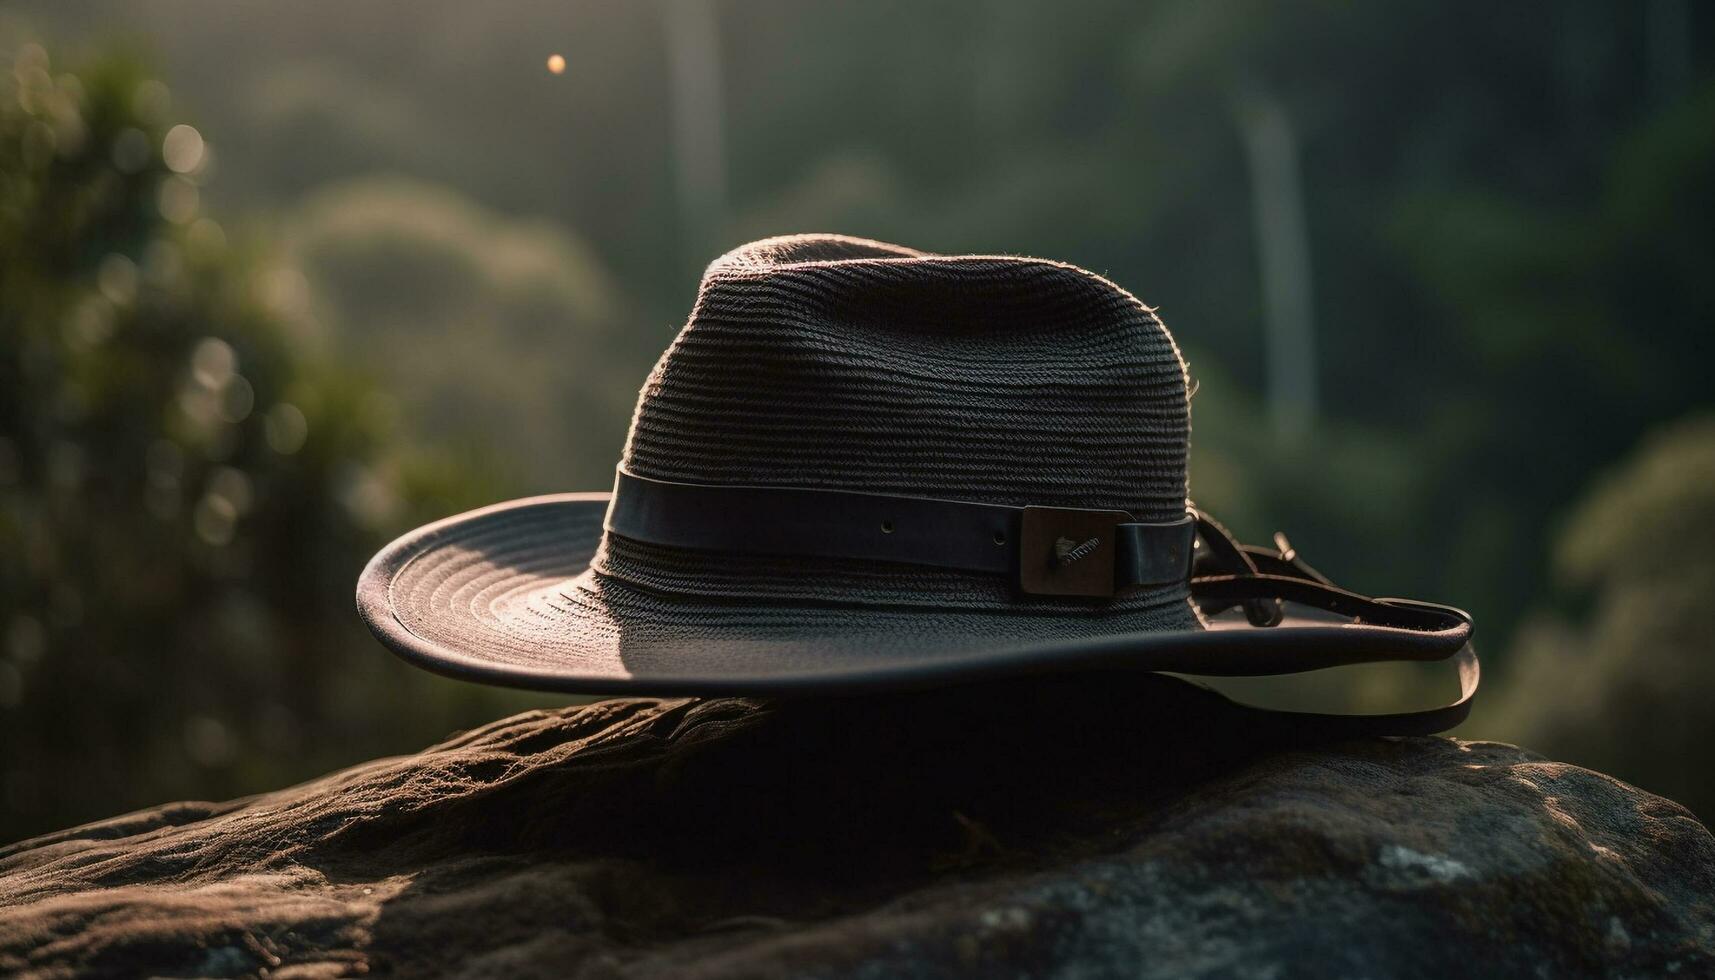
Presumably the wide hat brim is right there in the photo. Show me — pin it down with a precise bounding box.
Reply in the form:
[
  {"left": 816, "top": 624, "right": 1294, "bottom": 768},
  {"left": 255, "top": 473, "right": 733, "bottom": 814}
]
[{"left": 357, "top": 493, "right": 1474, "bottom": 699}]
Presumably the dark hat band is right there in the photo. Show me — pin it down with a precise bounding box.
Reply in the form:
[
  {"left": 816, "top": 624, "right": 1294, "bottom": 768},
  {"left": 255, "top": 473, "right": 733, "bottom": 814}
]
[{"left": 605, "top": 468, "right": 1196, "bottom": 599}]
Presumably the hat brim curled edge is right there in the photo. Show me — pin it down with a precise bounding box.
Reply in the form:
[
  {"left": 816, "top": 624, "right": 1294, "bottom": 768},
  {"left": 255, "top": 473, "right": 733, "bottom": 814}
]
[{"left": 357, "top": 494, "right": 1476, "bottom": 719}]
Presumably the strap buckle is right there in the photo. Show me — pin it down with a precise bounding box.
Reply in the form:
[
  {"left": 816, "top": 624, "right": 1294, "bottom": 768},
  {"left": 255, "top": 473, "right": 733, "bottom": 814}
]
[{"left": 1017, "top": 506, "right": 1129, "bottom": 597}]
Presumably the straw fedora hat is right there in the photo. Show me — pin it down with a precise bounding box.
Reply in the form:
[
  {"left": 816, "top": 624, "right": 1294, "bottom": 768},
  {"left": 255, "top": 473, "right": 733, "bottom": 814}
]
[{"left": 357, "top": 235, "right": 1476, "bottom": 735}]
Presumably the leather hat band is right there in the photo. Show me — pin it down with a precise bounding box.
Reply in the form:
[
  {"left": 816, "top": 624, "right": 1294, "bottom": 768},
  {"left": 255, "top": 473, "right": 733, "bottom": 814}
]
[{"left": 605, "top": 468, "right": 1197, "bottom": 598}]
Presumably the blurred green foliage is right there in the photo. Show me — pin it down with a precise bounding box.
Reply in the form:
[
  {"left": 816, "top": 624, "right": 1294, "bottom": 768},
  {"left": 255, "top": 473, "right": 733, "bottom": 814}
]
[
  {"left": 1, "top": 2, "right": 1712, "bottom": 833},
  {"left": 0, "top": 41, "right": 562, "bottom": 841},
  {"left": 13, "top": 0, "right": 1698, "bottom": 642},
  {"left": 1475, "top": 417, "right": 1715, "bottom": 815},
  {"left": 284, "top": 175, "right": 639, "bottom": 491}
]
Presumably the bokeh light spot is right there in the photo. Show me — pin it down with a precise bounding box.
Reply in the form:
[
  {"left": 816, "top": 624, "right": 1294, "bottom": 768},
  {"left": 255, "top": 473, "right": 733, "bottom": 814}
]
[
  {"left": 158, "top": 176, "right": 199, "bottom": 224},
  {"left": 208, "top": 466, "right": 254, "bottom": 514},
  {"left": 193, "top": 493, "right": 238, "bottom": 546},
  {"left": 187, "top": 217, "right": 227, "bottom": 256},
  {"left": 162, "top": 123, "right": 204, "bottom": 173},
  {"left": 183, "top": 716, "right": 237, "bottom": 767},
  {"left": 65, "top": 297, "right": 115, "bottom": 351},
  {"left": 264, "top": 403, "right": 309, "bottom": 454},
  {"left": 218, "top": 375, "right": 255, "bottom": 423},
  {"left": 190, "top": 337, "right": 237, "bottom": 389},
  {"left": 96, "top": 254, "right": 138, "bottom": 306},
  {"left": 260, "top": 267, "right": 311, "bottom": 318},
  {"left": 337, "top": 463, "right": 398, "bottom": 529}
]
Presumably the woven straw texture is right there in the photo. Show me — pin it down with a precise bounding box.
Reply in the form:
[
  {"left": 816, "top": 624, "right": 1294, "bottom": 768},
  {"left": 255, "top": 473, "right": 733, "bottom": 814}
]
[{"left": 593, "top": 234, "right": 1198, "bottom": 622}]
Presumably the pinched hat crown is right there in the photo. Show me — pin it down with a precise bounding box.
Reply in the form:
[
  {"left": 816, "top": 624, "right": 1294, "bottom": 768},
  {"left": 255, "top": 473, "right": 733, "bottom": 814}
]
[{"left": 594, "top": 234, "right": 1196, "bottom": 619}]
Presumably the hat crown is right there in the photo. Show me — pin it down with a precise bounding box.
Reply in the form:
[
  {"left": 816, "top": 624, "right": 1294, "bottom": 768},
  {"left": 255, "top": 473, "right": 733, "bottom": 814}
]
[{"left": 619, "top": 234, "right": 1190, "bottom": 524}]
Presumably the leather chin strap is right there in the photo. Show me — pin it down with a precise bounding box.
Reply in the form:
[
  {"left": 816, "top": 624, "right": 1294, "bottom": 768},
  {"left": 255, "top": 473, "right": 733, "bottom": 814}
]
[
  {"left": 1186, "top": 523, "right": 1480, "bottom": 736},
  {"left": 606, "top": 468, "right": 1478, "bottom": 736},
  {"left": 1171, "top": 636, "right": 1480, "bottom": 740}
]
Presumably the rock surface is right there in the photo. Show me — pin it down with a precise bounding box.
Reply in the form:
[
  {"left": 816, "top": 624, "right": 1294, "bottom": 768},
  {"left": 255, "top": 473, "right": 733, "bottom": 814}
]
[{"left": 2, "top": 672, "right": 1712, "bottom": 979}]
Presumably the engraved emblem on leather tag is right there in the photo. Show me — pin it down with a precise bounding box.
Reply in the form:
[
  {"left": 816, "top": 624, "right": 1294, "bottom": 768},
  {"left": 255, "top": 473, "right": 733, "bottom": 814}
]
[
  {"left": 1018, "top": 507, "right": 1127, "bottom": 597},
  {"left": 1055, "top": 536, "right": 1101, "bottom": 565}
]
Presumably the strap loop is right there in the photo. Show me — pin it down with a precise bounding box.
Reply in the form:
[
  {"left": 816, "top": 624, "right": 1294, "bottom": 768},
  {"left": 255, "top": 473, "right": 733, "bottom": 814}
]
[{"left": 1191, "top": 510, "right": 1284, "bottom": 626}]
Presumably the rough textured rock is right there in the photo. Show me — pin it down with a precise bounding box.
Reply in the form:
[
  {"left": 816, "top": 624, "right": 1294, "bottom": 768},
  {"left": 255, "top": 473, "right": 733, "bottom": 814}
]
[{"left": 2, "top": 672, "right": 1712, "bottom": 979}]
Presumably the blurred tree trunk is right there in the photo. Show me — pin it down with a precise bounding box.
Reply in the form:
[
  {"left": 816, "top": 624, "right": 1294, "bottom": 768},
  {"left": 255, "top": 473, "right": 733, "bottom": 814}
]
[
  {"left": 1237, "top": 86, "right": 1316, "bottom": 443},
  {"left": 663, "top": 0, "right": 727, "bottom": 262}
]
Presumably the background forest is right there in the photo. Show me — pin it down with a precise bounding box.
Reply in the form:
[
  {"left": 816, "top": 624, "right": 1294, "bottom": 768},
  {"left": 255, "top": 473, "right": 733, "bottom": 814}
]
[{"left": 2, "top": 0, "right": 1711, "bottom": 842}]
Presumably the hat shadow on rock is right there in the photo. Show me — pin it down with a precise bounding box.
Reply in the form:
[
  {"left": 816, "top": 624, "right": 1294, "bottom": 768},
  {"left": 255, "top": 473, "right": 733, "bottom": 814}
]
[
  {"left": 332, "top": 669, "right": 1339, "bottom": 887},
  {"left": 330, "top": 670, "right": 1393, "bottom": 972}
]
